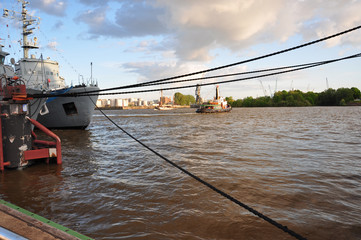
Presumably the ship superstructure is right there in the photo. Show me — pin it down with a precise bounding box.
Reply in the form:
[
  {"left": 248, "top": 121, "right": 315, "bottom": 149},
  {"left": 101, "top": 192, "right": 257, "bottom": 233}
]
[{"left": 3, "top": 0, "right": 99, "bottom": 128}]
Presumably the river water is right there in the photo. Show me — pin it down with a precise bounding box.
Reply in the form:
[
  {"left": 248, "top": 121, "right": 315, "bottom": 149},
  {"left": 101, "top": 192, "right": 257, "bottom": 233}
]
[{"left": 1, "top": 107, "right": 361, "bottom": 240}]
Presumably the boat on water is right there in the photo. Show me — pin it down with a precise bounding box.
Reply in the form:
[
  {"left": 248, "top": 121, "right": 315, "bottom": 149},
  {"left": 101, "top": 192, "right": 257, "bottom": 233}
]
[
  {"left": 4, "top": 0, "right": 99, "bottom": 129},
  {"left": 196, "top": 85, "right": 232, "bottom": 113},
  {"left": 0, "top": 44, "right": 47, "bottom": 121},
  {"left": 154, "top": 105, "right": 174, "bottom": 110},
  {"left": 155, "top": 89, "right": 174, "bottom": 110},
  {"left": 36, "top": 83, "right": 99, "bottom": 129}
]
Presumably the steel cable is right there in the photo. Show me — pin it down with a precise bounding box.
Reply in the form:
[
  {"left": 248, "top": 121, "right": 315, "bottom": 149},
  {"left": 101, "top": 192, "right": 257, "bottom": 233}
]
[
  {"left": 32, "top": 52, "right": 361, "bottom": 98},
  {"left": 63, "top": 24, "right": 361, "bottom": 95}
]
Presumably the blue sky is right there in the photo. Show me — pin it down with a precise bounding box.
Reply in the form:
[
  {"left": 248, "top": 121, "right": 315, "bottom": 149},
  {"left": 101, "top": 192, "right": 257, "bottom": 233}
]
[{"left": 1, "top": 0, "right": 361, "bottom": 101}]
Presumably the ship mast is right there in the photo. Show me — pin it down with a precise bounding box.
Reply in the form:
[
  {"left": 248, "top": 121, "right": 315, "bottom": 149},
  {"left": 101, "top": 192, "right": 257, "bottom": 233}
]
[
  {"left": 21, "top": 1, "right": 39, "bottom": 59},
  {"left": 216, "top": 85, "right": 220, "bottom": 100},
  {"left": 3, "top": 0, "right": 40, "bottom": 59},
  {"left": 195, "top": 84, "right": 201, "bottom": 104}
]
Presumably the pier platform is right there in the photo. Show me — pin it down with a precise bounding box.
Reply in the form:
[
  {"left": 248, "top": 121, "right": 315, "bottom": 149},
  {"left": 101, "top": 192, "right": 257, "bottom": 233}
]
[{"left": 0, "top": 200, "right": 92, "bottom": 240}]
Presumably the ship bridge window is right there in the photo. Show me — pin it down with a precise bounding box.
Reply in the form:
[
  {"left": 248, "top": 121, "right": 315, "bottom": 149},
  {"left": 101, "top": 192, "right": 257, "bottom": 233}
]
[
  {"left": 0, "top": 56, "right": 4, "bottom": 64},
  {"left": 63, "top": 102, "right": 78, "bottom": 115}
]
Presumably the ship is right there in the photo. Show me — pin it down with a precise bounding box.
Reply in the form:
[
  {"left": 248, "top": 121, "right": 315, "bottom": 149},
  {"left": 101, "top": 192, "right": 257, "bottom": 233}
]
[
  {"left": 4, "top": 0, "right": 99, "bottom": 129},
  {"left": 154, "top": 89, "right": 174, "bottom": 110},
  {"left": 0, "top": 44, "right": 47, "bottom": 121},
  {"left": 36, "top": 83, "right": 99, "bottom": 129},
  {"left": 196, "top": 85, "right": 232, "bottom": 113}
]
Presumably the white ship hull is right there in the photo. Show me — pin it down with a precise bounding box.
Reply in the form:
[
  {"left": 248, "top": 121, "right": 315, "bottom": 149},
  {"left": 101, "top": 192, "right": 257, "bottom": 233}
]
[{"left": 37, "top": 85, "right": 99, "bottom": 129}]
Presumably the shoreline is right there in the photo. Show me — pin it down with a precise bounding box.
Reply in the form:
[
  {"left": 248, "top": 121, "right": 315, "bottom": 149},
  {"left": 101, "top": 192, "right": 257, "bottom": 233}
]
[{"left": 96, "top": 105, "right": 191, "bottom": 110}]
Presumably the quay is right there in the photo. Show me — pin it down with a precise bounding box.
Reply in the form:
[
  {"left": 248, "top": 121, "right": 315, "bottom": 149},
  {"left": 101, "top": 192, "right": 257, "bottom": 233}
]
[{"left": 0, "top": 200, "right": 92, "bottom": 240}]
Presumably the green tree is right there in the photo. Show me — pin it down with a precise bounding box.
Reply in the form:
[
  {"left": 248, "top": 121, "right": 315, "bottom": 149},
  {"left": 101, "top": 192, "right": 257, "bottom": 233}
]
[
  {"left": 336, "top": 88, "right": 354, "bottom": 105},
  {"left": 228, "top": 87, "right": 360, "bottom": 107},
  {"left": 351, "top": 87, "right": 361, "bottom": 99},
  {"left": 173, "top": 92, "right": 195, "bottom": 105},
  {"left": 183, "top": 95, "right": 195, "bottom": 105},
  {"left": 273, "top": 90, "right": 289, "bottom": 106},
  {"left": 255, "top": 96, "right": 272, "bottom": 107},
  {"left": 242, "top": 96, "right": 255, "bottom": 107},
  {"left": 174, "top": 92, "right": 184, "bottom": 105},
  {"left": 304, "top": 91, "right": 318, "bottom": 106},
  {"left": 225, "top": 96, "right": 235, "bottom": 105},
  {"left": 318, "top": 88, "right": 337, "bottom": 106},
  {"left": 232, "top": 99, "right": 243, "bottom": 107}
]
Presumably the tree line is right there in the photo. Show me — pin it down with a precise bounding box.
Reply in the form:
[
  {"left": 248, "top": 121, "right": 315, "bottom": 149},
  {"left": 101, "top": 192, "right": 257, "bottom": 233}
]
[
  {"left": 226, "top": 87, "right": 361, "bottom": 107},
  {"left": 174, "top": 92, "right": 196, "bottom": 105}
]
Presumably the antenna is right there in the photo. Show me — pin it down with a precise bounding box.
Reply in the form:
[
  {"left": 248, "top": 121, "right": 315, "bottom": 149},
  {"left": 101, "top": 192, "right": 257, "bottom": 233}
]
[
  {"left": 326, "top": 77, "right": 329, "bottom": 89},
  {"left": 275, "top": 78, "right": 278, "bottom": 93},
  {"left": 259, "top": 80, "right": 267, "bottom": 96},
  {"left": 90, "top": 62, "right": 93, "bottom": 85},
  {"left": 3, "top": 0, "right": 40, "bottom": 59},
  {"left": 268, "top": 85, "right": 273, "bottom": 98}
]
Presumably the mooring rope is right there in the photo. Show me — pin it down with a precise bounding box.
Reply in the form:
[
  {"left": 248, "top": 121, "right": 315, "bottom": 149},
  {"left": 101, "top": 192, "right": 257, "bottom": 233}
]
[
  {"left": 26, "top": 24, "right": 361, "bottom": 99},
  {"left": 91, "top": 101, "right": 307, "bottom": 240},
  {"left": 41, "top": 52, "right": 360, "bottom": 98},
  {"left": 28, "top": 52, "right": 361, "bottom": 99}
]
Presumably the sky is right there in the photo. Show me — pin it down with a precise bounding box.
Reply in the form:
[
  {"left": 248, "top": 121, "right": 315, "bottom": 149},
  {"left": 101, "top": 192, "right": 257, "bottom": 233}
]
[{"left": 1, "top": 0, "right": 361, "bottom": 101}]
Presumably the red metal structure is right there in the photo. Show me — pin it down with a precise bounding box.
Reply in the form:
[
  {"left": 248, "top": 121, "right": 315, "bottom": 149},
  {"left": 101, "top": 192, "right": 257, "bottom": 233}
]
[
  {"left": 0, "top": 75, "right": 62, "bottom": 171},
  {"left": 0, "top": 108, "right": 10, "bottom": 171},
  {"left": 25, "top": 117, "right": 62, "bottom": 165}
]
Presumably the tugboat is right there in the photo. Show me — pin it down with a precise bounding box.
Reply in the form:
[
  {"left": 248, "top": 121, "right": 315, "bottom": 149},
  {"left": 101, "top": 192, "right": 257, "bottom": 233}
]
[
  {"left": 3, "top": 0, "right": 99, "bottom": 129},
  {"left": 196, "top": 85, "right": 232, "bottom": 113}
]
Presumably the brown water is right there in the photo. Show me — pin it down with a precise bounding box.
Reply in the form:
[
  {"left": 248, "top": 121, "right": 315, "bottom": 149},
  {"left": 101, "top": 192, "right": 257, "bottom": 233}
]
[{"left": 1, "top": 107, "right": 361, "bottom": 240}]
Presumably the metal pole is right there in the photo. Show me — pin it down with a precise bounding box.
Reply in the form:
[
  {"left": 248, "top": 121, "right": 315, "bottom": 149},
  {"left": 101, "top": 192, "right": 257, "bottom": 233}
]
[{"left": 90, "top": 62, "right": 93, "bottom": 85}]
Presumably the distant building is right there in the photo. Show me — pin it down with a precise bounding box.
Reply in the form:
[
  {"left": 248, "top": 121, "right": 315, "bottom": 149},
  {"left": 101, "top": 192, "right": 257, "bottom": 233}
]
[
  {"left": 137, "top": 98, "right": 143, "bottom": 106},
  {"left": 96, "top": 99, "right": 102, "bottom": 107},
  {"left": 116, "top": 98, "right": 129, "bottom": 107},
  {"left": 96, "top": 98, "right": 130, "bottom": 108},
  {"left": 96, "top": 98, "right": 155, "bottom": 108},
  {"left": 108, "top": 99, "right": 116, "bottom": 107},
  {"left": 101, "top": 99, "right": 108, "bottom": 107},
  {"left": 160, "top": 96, "right": 171, "bottom": 105}
]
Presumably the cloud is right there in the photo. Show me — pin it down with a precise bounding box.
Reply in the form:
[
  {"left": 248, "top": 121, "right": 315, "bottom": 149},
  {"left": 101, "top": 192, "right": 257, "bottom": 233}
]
[
  {"left": 78, "top": 0, "right": 113, "bottom": 6},
  {"left": 30, "top": 0, "right": 67, "bottom": 17},
  {"left": 46, "top": 41, "right": 58, "bottom": 50},
  {"left": 122, "top": 61, "right": 207, "bottom": 83},
  {"left": 75, "top": 1, "right": 168, "bottom": 39},
  {"left": 53, "top": 20, "right": 64, "bottom": 30},
  {"left": 76, "top": 0, "right": 361, "bottom": 62}
]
